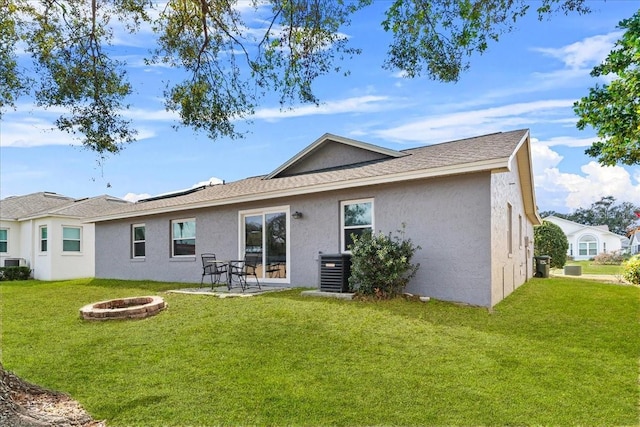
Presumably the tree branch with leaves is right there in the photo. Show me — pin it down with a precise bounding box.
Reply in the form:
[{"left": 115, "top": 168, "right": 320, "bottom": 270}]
[
  {"left": 1, "top": 0, "right": 591, "bottom": 155},
  {"left": 574, "top": 10, "right": 640, "bottom": 166}
]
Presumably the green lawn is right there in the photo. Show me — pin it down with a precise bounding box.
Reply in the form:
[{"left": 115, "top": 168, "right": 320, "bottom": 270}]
[
  {"left": 561, "top": 260, "right": 624, "bottom": 275},
  {"left": 1, "top": 278, "right": 639, "bottom": 426}
]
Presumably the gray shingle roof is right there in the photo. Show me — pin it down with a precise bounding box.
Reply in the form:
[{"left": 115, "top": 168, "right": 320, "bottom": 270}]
[
  {"left": 91, "top": 129, "right": 530, "bottom": 221},
  {"left": 0, "top": 192, "right": 74, "bottom": 220},
  {"left": 0, "top": 192, "right": 128, "bottom": 220}
]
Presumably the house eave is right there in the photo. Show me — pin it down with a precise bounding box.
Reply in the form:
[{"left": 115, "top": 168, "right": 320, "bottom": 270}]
[
  {"left": 89, "top": 157, "right": 510, "bottom": 223},
  {"left": 8, "top": 213, "right": 84, "bottom": 222},
  {"left": 511, "top": 130, "right": 541, "bottom": 225}
]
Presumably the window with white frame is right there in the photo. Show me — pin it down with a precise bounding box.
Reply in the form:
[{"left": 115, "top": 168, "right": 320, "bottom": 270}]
[
  {"left": 341, "top": 199, "right": 374, "bottom": 252},
  {"left": 578, "top": 235, "right": 597, "bottom": 256},
  {"left": 172, "top": 219, "right": 195, "bottom": 256},
  {"left": 132, "top": 224, "right": 145, "bottom": 258},
  {"left": 40, "top": 226, "right": 48, "bottom": 252},
  {"left": 62, "top": 226, "right": 81, "bottom": 252},
  {"left": 0, "top": 228, "right": 7, "bottom": 253}
]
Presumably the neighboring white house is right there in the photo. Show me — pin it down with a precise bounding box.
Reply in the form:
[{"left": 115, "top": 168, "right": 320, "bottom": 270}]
[
  {"left": 0, "top": 192, "right": 129, "bottom": 280},
  {"left": 629, "top": 230, "right": 640, "bottom": 255},
  {"left": 543, "top": 215, "right": 627, "bottom": 260}
]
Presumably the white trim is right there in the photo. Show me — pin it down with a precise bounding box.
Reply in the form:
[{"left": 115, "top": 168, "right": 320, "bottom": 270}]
[
  {"left": 238, "top": 205, "right": 291, "bottom": 284},
  {"left": 340, "top": 198, "right": 374, "bottom": 253},
  {"left": 39, "top": 225, "right": 48, "bottom": 253},
  {"left": 62, "top": 225, "right": 82, "bottom": 253},
  {"left": 171, "top": 218, "right": 196, "bottom": 258},
  {"left": 131, "top": 223, "right": 146, "bottom": 259},
  {"left": 0, "top": 227, "right": 8, "bottom": 254}
]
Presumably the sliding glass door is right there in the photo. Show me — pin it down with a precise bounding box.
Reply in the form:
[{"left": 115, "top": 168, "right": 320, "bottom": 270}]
[{"left": 241, "top": 208, "right": 289, "bottom": 281}]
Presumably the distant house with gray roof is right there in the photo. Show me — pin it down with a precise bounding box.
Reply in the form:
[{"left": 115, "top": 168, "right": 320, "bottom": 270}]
[
  {"left": 89, "top": 129, "right": 541, "bottom": 307},
  {"left": 0, "top": 192, "right": 129, "bottom": 280}
]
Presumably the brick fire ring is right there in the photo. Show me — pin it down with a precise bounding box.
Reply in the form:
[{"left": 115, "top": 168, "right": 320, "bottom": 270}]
[{"left": 80, "top": 296, "right": 167, "bottom": 321}]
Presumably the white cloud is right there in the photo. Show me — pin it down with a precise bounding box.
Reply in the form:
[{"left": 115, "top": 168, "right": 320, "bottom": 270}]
[
  {"left": 538, "top": 135, "right": 596, "bottom": 148},
  {"left": 530, "top": 139, "right": 563, "bottom": 174},
  {"left": 126, "top": 107, "right": 179, "bottom": 122},
  {"left": 0, "top": 115, "right": 157, "bottom": 148},
  {"left": 0, "top": 99, "right": 167, "bottom": 148},
  {"left": 122, "top": 192, "right": 151, "bottom": 202},
  {"left": 531, "top": 140, "right": 640, "bottom": 212},
  {"left": 0, "top": 117, "right": 80, "bottom": 148},
  {"left": 373, "top": 99, "right": 575, "bottom": 144},
  {"left": 253, "top": 95, "right": 392, "bottom": 121},
  {"left": 533, "top": 32, "right": 622, "bottom": 69}
]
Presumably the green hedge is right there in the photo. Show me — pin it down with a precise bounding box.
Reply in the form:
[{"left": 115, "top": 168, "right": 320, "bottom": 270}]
[{"left": 0, "top": 266, "right": 32, "bottom": 281}]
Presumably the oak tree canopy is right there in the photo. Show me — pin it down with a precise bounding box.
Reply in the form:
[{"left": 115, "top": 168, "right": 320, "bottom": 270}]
[{"left": 1, "top": 0, "right": 590, "bottom": 154}]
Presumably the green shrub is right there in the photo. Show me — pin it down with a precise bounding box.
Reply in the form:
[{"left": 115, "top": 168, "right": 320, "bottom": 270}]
[
  {"left": 534, "top": 221, "right": 569, "bottom": 269},
  {"left": 348, "top": 226, "right": 420, "bottom": 299},
  {"left": 0, "top": 266, "right": 32, "bottom": 281},
  {"left": 622, "top": 255, "right": 640, "bottom": 285}
]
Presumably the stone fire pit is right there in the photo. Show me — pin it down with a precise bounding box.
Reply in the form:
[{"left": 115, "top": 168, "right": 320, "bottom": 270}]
[{"left": 80, "top": 296, "right": 167, "bottom": 321}]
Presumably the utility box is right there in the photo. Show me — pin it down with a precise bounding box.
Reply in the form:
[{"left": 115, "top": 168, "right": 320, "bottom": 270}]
[
  {"left": 534, "top": 255, "right": 551, "bottom": 278},
  {"left": 564, "top": 265, "right": 582, "bottom": 276},
  {"left": 319, "top": 253, "right": 352, "bottom": 293}
]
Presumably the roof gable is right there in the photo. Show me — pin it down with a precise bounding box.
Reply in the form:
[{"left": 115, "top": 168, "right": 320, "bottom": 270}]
[
  {"left": 89, "top": 129, "right": 536, "bottom": 222},
  {"left": 266, "top": 133, "right": 405, "bottom": 179}
]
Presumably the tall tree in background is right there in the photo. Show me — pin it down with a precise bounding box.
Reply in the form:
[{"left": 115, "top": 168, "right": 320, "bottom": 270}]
[
  {"left": 565, "top": 196, "right": 640, "bottom": 236},
  {"left": 574, "top": 10, "right": 640, "bottom": 166},
  {"left": 1, "top": 0, "right": 590, "bottom": 155}
]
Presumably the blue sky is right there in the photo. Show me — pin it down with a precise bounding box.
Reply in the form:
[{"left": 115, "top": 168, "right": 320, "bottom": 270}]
[{"left": 1, "top": 1, "right": 639, "bottom": 213}]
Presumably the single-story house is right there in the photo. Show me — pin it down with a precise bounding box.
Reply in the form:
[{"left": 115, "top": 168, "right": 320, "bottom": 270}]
[
  {"left": 542, "top": 215, "right": 626, "bottom": 260},
  {"left": 89, "top": 129, "right": 541, "bottom": 307},
  {"left": 0, "top": 192, "right": 129, "bottom": 280}
]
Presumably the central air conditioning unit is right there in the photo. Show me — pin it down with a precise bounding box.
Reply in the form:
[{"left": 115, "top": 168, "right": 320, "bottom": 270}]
[{"left": 319, "top": 253, "right": 352, "bottom": 293}]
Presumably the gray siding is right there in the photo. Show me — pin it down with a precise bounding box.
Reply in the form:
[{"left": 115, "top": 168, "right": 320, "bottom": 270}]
[
  {"left": 280, "top": 142, "right": 391, "bottom": 176},
  {"left": 490, "top": 156, "right": 535, "bottom": 306},
  {"left": 96, "top": 172, "right": 494, "bottom": 306}
]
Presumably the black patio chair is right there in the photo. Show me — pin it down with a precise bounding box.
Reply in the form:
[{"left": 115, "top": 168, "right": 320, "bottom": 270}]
[
  {"left": 201, "top": 253, "right": 229, "bottom": 289},
  {"left": 229, "top": 255, "right": 261, "bottom": 291}
]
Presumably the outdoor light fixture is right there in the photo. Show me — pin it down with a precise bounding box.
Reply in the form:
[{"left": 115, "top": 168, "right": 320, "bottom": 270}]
[{"left": 292, "top": 211, "right": 303, "bottom": 219}]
